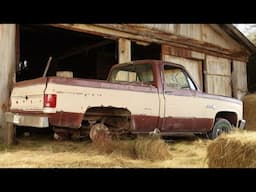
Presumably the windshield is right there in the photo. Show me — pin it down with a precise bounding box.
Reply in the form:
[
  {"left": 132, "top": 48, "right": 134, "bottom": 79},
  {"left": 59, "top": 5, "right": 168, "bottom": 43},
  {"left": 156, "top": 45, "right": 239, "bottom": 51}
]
[{"left": 109, "top": 64, "right": 154, "bottom": 85}]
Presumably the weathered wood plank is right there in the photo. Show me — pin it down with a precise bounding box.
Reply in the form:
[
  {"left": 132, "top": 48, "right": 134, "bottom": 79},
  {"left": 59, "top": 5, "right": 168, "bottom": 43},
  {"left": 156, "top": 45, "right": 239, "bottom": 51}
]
[
  {"left": 206, "top": 75, "right": 232, "bottom": 97},
  {"left": 232, "top": 60, "right": 248, "bottom": 99},
  {"left": 118, "top": 38, "right": 131, "bottom": 63},
  {"left": 0, "top": 24, "right": 16, "bottom": 145},
  {"left": 205, "top": 55, "right": 232, "bottom": 96},
  {"left": 50, "top": 24, "right": 248, "bottom": 62},
  {"left": 206, "top": 55, "right": 231, "bottom": 75}
]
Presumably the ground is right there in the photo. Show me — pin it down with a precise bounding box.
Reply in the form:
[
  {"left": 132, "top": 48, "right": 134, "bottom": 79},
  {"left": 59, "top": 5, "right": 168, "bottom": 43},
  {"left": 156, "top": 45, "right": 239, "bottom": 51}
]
[{"left": 0, "top": 133, "right": 209, "bottom": 168}]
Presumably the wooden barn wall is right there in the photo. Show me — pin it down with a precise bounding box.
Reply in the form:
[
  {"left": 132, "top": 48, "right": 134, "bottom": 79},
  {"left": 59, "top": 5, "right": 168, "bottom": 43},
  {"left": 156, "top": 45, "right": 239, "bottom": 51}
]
[
  {"left": 140, "top": 24, "right": 245, "bottom": 52},
  {"left": 205, "top": 55, "right": 232, "bottom": 97},
  {"left": 0, "top": 24, "right": 16, "bottom": 144},
  {"left": 53, "top": 24, "right": 249, "bottom": 62},
  {"left": 232, "top": 60, "right": 247, "bottom": 99}
]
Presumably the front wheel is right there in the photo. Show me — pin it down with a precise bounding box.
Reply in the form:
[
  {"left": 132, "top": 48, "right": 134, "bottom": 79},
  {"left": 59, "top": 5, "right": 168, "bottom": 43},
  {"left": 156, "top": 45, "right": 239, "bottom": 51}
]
[{"left": 207, "top": 118, "right": 232, "bottom": 139}]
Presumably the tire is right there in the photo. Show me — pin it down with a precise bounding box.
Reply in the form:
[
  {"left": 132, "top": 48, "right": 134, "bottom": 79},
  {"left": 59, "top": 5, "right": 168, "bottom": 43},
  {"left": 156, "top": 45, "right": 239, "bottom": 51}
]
[{"left": 207, "top": 118, "right": 232, "bottom": 139}]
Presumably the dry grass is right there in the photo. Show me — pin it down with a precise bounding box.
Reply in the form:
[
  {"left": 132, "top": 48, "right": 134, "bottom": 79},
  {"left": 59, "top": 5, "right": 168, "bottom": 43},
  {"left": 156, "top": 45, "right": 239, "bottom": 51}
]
[
  {"left": 207, "top": 129, "right": 256, "bottom": 168},
  {"left": 134, "top": 136, "right": 171, "bottom": 161},
  {"left": 243, "top": 94, "right": 256, "bottom": 130},
  {"left": 0, "top": 135, "right": 209, "bottom": 168}
]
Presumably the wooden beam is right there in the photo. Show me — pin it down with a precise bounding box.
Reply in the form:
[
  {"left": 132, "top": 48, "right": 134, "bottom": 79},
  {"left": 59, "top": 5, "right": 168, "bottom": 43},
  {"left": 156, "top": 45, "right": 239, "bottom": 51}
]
[
  {"left": 54, "top": 40, "right": 113, "bottom": 62},
  {"left": 50, "top": 24, "right": 249, "bottom": 62},
  {"left": 0, "top": 24, "right": 16, "bottom": 145},
  {"left": 118, "top": 38, "right": 131, "bottom": 63}
]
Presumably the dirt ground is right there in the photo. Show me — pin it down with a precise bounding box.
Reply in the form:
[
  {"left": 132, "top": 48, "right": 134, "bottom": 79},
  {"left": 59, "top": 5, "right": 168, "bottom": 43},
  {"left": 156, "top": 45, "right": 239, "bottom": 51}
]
[{"left": 0, "top": 132, "right": 209, "bottom": 168}]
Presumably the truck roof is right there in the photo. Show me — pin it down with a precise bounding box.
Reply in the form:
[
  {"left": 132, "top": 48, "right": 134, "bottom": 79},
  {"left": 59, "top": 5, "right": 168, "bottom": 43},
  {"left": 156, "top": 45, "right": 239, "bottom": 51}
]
[{"left": 113, "top": 59, "right": 185, "bottom": 68}]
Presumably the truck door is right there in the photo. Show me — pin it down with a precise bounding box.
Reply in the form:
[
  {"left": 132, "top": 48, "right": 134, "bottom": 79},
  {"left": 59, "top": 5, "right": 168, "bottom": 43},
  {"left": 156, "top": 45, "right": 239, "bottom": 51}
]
[{"left": 162, "top": 65, "right": 196, "bottom": 132}]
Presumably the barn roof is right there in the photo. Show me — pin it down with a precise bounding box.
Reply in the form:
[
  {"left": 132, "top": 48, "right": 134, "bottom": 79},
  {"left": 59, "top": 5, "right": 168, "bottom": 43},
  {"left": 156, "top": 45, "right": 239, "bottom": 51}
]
[{"left": 221, "top": 24, "right": 256, "bottom": 53}]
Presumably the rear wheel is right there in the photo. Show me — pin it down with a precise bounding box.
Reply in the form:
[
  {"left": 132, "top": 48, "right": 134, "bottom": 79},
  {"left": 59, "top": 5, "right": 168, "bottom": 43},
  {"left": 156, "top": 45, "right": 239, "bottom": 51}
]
[
  {"left": 207, "top": 118, "right": 232, "bottom": 139},
  {"left": 89, "top": 123, "right": 112, "bottom": 144}
]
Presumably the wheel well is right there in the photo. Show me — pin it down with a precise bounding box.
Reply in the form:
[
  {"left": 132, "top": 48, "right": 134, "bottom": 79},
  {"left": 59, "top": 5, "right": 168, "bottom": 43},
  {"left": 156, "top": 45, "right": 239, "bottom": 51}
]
[
  {"left": 83, "top": 107, "right": 132, "bottom": 132},
  {"left": 84, "top": 107, "right": 131, "bottom": 119},
  {"left": 215, "top": 112, "right": 237, "bottom": 127}
]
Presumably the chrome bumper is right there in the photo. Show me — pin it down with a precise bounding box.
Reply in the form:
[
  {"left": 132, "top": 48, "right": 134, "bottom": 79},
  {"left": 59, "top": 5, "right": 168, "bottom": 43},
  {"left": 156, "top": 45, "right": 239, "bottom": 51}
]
[
  {"left": 5, "top": 112, "right": 49, "bottom": 128},
  {"left": 238, "top": 119, "right": 246, "bottom": 129}
]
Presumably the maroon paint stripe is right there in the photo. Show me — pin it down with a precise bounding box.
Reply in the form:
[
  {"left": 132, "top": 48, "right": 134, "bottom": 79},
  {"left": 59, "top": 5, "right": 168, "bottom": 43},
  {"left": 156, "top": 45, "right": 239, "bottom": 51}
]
[
  {"left": 48, "top": 112, "right": 83, "bottom": 128},
  {"left": 11, "top": 110, "right": 214, "bottom": 133},
  {"left": 131, "top": 115, "right": 159, "bottom": 132},
  {"left": 48, "top": 77, "right": 158, "bottom": 93}
]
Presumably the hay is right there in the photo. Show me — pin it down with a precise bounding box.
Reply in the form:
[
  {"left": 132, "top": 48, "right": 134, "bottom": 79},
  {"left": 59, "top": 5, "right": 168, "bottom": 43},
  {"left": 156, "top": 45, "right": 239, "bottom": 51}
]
[
  {"left": 134, "top": 136, "right": 171, "bottom": 161},
  {"left": 243, "top": 94, "right": 256, "bottom": 130},
  {"left": 91, "top": 130, "right": 114, "bottom": 154},
  {"left": 207, "top": 130, "right": 256, "bottom": 168},
  {"left": 91, "top": 136, "right": 171, "bottom": 161}
]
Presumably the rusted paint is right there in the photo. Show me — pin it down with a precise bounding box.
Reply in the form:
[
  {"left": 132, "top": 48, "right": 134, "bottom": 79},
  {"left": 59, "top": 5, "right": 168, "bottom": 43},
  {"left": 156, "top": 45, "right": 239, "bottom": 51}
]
[
  {"left": 131, "top": 115, "right": 159, "bottom": 132},
  {"left": 1, "top": 104, "right": 7, "bottom": 112},
  {"left": 162, "top": 44, "right": 192, "bottom": 58},
  {"left": 49, "top": 112, "right": 83, "bottom": 128},
  {"left": 161, "top": 117, "right": 213, "bottom": 132}
]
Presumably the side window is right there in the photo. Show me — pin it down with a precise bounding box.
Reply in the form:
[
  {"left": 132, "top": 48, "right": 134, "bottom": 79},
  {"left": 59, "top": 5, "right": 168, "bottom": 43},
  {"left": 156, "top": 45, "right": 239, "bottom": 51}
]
[
  {"left": 115, "top": 71, "right": 137, "bottom": 82},
  {"left": 110, "top": 64, "right": 154, "bottom": 85},
  {"left": 164, "top": 65, "right": 189, "bottom": 89}
]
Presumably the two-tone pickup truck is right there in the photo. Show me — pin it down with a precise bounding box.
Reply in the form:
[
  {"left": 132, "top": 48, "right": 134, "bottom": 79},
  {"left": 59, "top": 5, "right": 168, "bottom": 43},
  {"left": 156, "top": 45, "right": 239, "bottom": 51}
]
[{"left": 7, "top": 60, "right": 245, "bottom": 140}]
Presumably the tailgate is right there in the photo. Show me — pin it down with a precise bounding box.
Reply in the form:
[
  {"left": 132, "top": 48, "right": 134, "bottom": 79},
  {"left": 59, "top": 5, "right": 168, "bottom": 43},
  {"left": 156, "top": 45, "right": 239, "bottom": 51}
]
[{"left": 10, "top": 77, "right": 48, "bottom": 112}]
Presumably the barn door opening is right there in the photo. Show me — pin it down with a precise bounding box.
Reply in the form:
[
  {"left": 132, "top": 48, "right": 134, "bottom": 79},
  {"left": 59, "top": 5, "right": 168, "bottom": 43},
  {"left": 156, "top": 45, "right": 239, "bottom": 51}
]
[
  {"left": 16, "top": 24, "right": 119, "bottom": 137},
  {"left": 18, "top": 24, "right": 118, "bottom": 82},
  {"left": 131, "top": 41, "right": 161, "bottom": 60}
]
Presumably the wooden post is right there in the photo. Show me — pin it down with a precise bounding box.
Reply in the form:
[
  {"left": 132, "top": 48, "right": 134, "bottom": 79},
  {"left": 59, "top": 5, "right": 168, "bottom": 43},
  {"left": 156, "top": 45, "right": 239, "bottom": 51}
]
[
  {"left": 0, "top": 24, "right": 16, "bottom": 145},
  {"left": 118, "top": 38, "right": 131, "bottom": 63}
]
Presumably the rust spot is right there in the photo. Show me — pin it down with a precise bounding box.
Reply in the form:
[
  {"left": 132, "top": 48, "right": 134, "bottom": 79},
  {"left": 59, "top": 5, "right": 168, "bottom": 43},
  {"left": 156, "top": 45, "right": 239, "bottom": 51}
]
[{"left": 1, "top": 104, "right": 7, "bottom": 112}]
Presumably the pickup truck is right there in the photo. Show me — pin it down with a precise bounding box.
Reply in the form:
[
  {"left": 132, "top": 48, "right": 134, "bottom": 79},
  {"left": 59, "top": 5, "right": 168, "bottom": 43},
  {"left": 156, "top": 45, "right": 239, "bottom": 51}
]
[{"left": 7, "top": 60, "right": 245, "bottom": 140}]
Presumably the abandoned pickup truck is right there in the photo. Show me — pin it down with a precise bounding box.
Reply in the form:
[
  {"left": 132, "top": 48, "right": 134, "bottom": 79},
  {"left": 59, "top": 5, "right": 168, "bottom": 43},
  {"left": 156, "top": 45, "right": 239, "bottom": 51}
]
[{"left": 7, "top": 60, "right": 245, "bottom": 140}]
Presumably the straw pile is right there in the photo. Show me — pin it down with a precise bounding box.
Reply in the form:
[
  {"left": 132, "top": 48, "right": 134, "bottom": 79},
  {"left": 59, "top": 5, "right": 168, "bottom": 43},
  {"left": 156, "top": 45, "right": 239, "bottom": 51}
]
[
  {"left": 134, "top": 136, "right": 171, "bottom": 161},
  {"left": 243, "top": 94, "right": 256, "bottom": 130},
  {"left": 207, "top": 130, "right": 256, "bottom": 168},
  {"left": 91, "top": 129, "right": 114, "bottom": 154}
]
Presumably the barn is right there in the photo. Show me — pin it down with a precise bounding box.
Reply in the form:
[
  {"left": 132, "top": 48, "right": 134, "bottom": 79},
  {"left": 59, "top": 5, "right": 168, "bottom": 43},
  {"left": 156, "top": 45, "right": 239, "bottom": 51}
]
[{"left": 0, "top": 24, "right": 255, "bottom": 144}]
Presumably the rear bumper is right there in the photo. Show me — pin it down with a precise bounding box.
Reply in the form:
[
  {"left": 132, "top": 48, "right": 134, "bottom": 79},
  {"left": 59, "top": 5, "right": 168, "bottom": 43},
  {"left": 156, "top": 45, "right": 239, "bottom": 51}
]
[
  {"left": 5, "top": 112, "right": 49, "bottom": 128},
  {"left": 238, "top": 119, "right": 246, "bottom": 129}
]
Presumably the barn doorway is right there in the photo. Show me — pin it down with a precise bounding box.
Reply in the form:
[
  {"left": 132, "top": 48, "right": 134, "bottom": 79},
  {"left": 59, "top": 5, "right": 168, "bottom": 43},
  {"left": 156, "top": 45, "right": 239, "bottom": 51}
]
[
  {"left": 17, "top": 24, "right": 118, "bottom": 82},
  {"left": 16, "top": 24, "right": 118, "bottom": 138},
  {"left": 131, "top": 41, "right": 161, "bottom": 60}
]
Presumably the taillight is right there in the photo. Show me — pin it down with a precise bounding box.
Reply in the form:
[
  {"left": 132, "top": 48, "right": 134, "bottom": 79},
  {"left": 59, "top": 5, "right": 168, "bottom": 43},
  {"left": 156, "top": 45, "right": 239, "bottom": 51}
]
[{"left": 44, "top": 94, "right": 57, "bottom": 108}]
